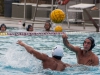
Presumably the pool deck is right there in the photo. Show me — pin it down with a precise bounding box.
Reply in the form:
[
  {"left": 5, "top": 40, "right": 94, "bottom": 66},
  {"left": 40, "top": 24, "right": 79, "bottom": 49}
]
[{"left": 0, "top": 17, "right": 100, "bottom": 32}]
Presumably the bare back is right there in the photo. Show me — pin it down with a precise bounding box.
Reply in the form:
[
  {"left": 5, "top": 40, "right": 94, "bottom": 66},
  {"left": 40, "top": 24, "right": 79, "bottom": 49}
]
[{"left": 42, "top": 54, "right": 68, "bottom": 71}]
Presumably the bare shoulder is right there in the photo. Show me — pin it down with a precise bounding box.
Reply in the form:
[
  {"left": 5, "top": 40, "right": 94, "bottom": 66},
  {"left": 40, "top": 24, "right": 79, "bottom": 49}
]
[
  {"left": 40, "top": 53, "right": 50, "bottom": 61},
  {"left": 91, "top": 52, "right": 99, "bottom": 65},
  {"left": 75, "top": 46, "right": 81, "bottom": 50},
  {"left": 74, "top": 46, "right": 82, "bottom": 53},
  {"left": 92, "top": 52, "right": 99, "bottom": 59},
  {"left": 91, "top": 52, "right": 99, "bottom": 62}
]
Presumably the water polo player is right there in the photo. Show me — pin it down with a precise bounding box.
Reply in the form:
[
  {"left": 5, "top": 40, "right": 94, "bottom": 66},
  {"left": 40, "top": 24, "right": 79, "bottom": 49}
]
[
  {"left": 17, "top": 40, "right": 70, "bottom": 71},
  {"left": 62, "top": 33, "right": 99, "bottom": 66}
]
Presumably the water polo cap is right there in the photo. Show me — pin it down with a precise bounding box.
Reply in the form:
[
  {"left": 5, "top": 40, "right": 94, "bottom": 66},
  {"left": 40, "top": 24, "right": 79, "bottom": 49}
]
[
  {"left": 52, "top": 45, "right": 64, "bottom": 57},
  {"left": 84, "top": 37, "right": 95, "bottom": 51}
]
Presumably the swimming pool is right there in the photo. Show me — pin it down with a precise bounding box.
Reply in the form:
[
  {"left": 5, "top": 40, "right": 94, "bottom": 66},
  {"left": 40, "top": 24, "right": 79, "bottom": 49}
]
[{"left": 0, "top": 32, "right": 100, "bottom": 75}]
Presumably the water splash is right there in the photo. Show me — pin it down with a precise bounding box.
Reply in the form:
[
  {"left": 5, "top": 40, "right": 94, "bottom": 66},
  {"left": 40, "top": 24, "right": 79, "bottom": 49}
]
[{"left": 3, "top": 44, "right": 43, "bottom": 73}]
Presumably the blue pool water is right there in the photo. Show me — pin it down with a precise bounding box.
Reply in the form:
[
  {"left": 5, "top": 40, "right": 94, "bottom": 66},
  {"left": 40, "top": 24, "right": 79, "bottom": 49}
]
[{"left": 0, "top": 32, "right": 100, "bottom": 75}]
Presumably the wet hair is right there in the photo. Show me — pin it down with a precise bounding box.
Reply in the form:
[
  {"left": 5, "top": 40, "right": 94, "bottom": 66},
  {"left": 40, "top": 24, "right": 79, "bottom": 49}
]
[
  {"left": 26, "top": 25, "right": 33, "bottom": 31},
  {"left": 0, "top": 24, "right": 7, "bottom": 30},
  {"left": 83, "top": 37, "right": 95, "bottom": 51},
  {"left": 53, "top": 56, "right": 62, "bottom": 60}
]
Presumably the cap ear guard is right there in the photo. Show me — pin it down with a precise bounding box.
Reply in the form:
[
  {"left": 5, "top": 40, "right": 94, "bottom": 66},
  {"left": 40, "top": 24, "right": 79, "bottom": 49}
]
[
  {"left": 90, "top": 41, "right": 95, "bottom": 50},
  {"left": 87, "top": 37, "right": 95, "bottom": 50},
  {"left": 52, "top": 46, "right": 57, "bottom": 56}
]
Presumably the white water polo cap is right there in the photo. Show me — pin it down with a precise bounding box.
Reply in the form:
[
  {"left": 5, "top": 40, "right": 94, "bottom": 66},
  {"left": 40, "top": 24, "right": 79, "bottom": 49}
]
[{"left": 52, "top": 45, "right": 64, "bottom": 57}]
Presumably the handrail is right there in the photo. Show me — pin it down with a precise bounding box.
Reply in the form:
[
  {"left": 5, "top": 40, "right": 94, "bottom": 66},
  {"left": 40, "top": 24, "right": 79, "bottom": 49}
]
[{"left": 83, "top": 9, "right": 99, "bottom": 32}]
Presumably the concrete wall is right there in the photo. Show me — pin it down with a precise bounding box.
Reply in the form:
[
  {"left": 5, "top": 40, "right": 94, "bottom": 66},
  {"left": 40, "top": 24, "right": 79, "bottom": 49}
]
[
  {"left": 12, "top": 3, "right": 32, "bottom": 19},
  {"left": 20, "top": 0, "right": 56, "bottom": 4}
]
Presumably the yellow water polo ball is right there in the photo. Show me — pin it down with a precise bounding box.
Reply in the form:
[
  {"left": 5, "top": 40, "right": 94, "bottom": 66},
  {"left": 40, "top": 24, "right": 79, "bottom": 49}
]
[
  {"left": 54, "top": 25, "right": 63, "bottom": 32},
  {"left": 50, "top": 9, "right": 65, "bottom": 23}
]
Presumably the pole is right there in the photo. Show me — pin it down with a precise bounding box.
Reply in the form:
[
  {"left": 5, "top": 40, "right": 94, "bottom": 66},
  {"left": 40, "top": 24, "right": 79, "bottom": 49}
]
[
  {"left": 51, "top": 0, "right": 53, "bottom": 11},
  {"left": 65, "top": 5, "right": 70, "bottom": 28},
  {"left": 84, "top": 9, "right": 99, "bottom": 32},
  {"left": 23, "top": 0, "right": 26, "bottom": 23},
  {"left": 33, "top": 0, "right": 39, "bottom": 22},
  {"left": 95, "top": 0, "right": 97, "bottom": 5}
]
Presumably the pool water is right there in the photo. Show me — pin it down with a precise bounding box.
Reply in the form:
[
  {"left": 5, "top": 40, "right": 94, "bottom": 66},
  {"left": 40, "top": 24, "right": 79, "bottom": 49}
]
[{"left": 0, "top": 32, "right": 100, "bottom": 75}]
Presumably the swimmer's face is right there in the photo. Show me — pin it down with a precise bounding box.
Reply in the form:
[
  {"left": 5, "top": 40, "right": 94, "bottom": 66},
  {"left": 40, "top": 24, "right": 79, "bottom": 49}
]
[
  {"left": 44, "top": 23, "right": 51, "bottom": 31},
  {"left": 29, "top": 26, "right": 33, "bottom": 31},
  {"left": 83, "top": 39, "right": 92, "bottom": 51},
  {"left": 1, "top": 26, "right": 6, "bottom": 31}
]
